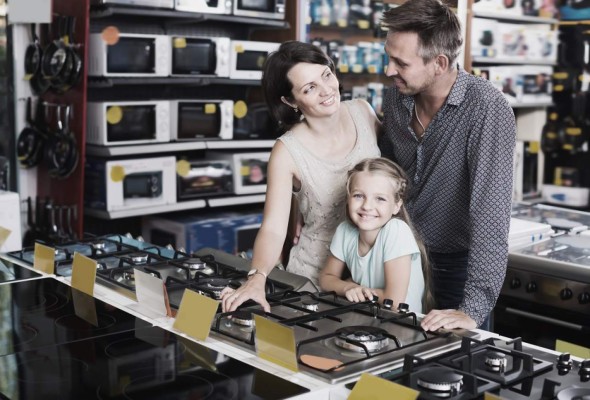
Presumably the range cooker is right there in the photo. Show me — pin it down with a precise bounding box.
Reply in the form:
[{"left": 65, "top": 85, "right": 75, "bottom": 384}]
[
  {"left": 0, "top": 278, "right": 310, "bottom": 399},
  {"left": 496, "top": 203, "right": 590, "bottom": 349}
]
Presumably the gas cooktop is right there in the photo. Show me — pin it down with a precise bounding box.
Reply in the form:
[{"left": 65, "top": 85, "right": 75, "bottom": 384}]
[
  {"left": 0, "top": 278, "right": 152, "bottom": 357},
  {"left": 0, "top": 325, "right": 310, "bottom": 399},
  {"left": 362, "top": 335, "right": 590, "bottom": 400},
  {"left": 212, "top": 291, "right": 475, "bottom": 384}
]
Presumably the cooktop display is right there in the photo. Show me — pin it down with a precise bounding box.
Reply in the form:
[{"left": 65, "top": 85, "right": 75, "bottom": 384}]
[
  {"left": 0, "top": 258, "right": 42, "bottom": 284},
  {"left": 363, "top": 336, "right": 590, "bottom": 400},
  {"left": 0, "top": 325, "right": 310, "bottom": 400},
  {"left": 0, "top": 278, "right": 151, "bottom": 357}
]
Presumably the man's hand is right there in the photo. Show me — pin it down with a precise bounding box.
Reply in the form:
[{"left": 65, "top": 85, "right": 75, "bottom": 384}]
[
  {"left": 220, "top": 274, "right": 270, "bottom": 312},
  {"left": 420, "top": 309, "right": 477, "bottom": 331}
]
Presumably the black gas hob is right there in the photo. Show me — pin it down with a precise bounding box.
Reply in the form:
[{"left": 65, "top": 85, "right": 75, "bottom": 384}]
[
  {"left": 0, "top": 325, "right": 310, "bottom": 400},
  {"left": 365, "top": 336, "right": 590, "bottom": 400}
]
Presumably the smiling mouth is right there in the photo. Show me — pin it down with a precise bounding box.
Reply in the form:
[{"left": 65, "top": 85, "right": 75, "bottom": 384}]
[{"left": 321, "top": 95, "right": 336, "bottom": 105}]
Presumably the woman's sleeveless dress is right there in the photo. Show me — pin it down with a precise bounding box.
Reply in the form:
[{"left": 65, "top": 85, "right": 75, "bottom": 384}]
[{"left": 277, "top": 99, "right": 380, "bottom": 285}]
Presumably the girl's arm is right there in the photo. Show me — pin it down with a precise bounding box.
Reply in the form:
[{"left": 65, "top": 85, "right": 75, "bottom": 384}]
[
  {"left": 320, "top": 254, "right": 376, "bottom": 302},
  {"left": 383, "top": 254, "right": 412, "bottom": 310}
]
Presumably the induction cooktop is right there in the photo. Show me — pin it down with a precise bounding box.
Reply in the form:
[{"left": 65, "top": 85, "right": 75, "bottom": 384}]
[
  {"left": 0, "top": 257, "right": 43, "bottom": 284},
  {"left": 0, "top": 325, "right": 310, "bottom": 399},
  {"left": 0, "top": 277, "right": 153, "bottom": 357}
]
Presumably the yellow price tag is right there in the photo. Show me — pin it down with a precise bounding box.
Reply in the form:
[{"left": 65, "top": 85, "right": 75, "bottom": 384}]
[
  {"left": 204, "top": 103, "right": 217, "bottom": 114},
  {"left": 33, "top": 243, "right": 56, "bottom": 274},
  {"left": 0, "top": 226, "right": 11, "bottom": 248},
  {"left": 106, "top": 106, "right": 123, "bottom": 125},
  {"left": 176, "top": 159, "right": 191, "bottom": 177},
  {"left": 349, "top": 373, "right": 418, "bottom": 400},
  {"left": 173, "top": 37, "right": 187, "bottom": 48},
  {"left": 254, "top": 315, "right": 298, "bottom": 372},
  {"left": 71, "top": 252, "right": 97, "bottom": 296},
  {"left": 234, "top": 44, "right": 244, "bottom": 53},
  {"left": 173, "top": 289, "right": 219, "bottom": 341},
  {"left": 234, "top": 100, "right": 248, "bottom": 119},
  {"left": 110, "top": 165, "right": 126, "bottom": 182}
]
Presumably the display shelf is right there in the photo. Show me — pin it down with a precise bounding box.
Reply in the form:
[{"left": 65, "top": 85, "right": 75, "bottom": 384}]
[
  {"left": 207, "top": 194, "right": 265, "bottom": 207},
  {"left": 87, "top": 77, "right": 262, "bottom": 88},
  {"left": 511, "top": 102, "right": 554, "bottom": 108},
  {"left": 89, "top": 4, "right": 290, "bottom": 29},
  {"left": 85, "top": 199, "right": 207, "bottom": 220},
  {"left": 86, "top": 140, "right": 275, "bottom": 157},
  {"left": 473, "top": 10, "right": 558, "bottom": 24},
  {"left": 472, "top": 57, "right": 557, "bottom": 66}
]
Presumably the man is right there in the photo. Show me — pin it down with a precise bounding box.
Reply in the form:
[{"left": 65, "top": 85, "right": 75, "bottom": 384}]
[{"left": 379, "top": 0, "right": 516, "bottom": 331}]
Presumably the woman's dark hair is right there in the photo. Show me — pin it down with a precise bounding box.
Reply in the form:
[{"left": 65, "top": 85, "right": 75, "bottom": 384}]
[{"left": 261, "top": 40, "right": 336, "bottom": 132}]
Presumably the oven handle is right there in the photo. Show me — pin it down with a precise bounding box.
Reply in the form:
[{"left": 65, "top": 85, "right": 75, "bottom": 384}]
[{"left": 504, "top": 307, "right": 590, "bottom": 332}]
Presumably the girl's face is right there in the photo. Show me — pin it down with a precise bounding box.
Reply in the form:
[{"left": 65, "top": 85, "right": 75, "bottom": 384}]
[
  {"left": 283, "top": 62, "right": 340, "bottom": 118},
  {"left": 347, "top": 171, "right": 402, "bottom": 234}
]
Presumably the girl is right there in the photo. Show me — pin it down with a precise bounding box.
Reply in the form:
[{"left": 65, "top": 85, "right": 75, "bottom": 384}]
[{"left": 319, "top": 157, "right": 432, "bottom": 314}]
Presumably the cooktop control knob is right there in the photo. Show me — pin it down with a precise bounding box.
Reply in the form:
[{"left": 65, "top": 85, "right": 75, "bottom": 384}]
[
  {"left": 560, "top": 287, "right": 573, "bottom": 301},
  {"left": 397, "top": 303, "right": 409, "bottom": 313},
  {"left": 526, "top": 282, "right": 537, "bottom": 293},
  {"left": 557, "top": 353, "right": 573, "bottom": 375},
  {"left": 579, "top": 359, "right": 590, "bottom": 381},
  {"left": 383, "top": 299, "right": 393, "bottom": 310},
  {"left": 510, "top": 277, "right": 521, "bottom": 289},
  {"left": 579, "top": 292, "right": 590, "bottom": 305}
]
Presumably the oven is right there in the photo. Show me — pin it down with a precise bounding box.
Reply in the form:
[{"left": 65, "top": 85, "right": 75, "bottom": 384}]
[
  {"left": 232, "top": 0, "right": 286, "bottom": 20},
  {"left": 170, "top": 100, "right": 233, "bottom": 141},
  {"left": 170, "top": 36, "right": 230, "bottom": 77},
  {"left": 229, "top": 40, "right": 279, "bottom": 80}
]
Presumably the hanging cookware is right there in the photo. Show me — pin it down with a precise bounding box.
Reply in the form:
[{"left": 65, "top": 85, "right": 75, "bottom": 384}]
[
  {"left": 53, "top": 16, "right": 82, "bottom": 93},
  {"left": 41, "top": 16, "right": 74, "bottom": 87},
  {"left": 24, "top": 24, "right": 43, "bottom": 79},
  {"left": 45, "top": 105, "right": 79, "bottom": 179},
  {"left": 17, "top": 98, "right": 46, "bottom": 168}
]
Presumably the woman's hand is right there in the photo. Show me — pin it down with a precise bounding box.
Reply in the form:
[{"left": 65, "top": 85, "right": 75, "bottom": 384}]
[
  {"left": 420, "top": 309, "right": 477, "bottom": 331},
  {"left": 220, "top": 274, "right": 270, "bottom": 313},
  {"left": 343, "top": 284, "right": 377, "bottom": 303}
]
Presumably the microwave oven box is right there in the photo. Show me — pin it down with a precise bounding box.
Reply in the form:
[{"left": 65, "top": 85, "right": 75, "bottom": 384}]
[
  {"left": 206, "top": 151, "right": 270, "bottom": 195},
  {"left": 142, "top": 211, "right": 263, "bottom": 255},
  {"left": 85, "top": 156, "right": 176, "bottom": 212}
]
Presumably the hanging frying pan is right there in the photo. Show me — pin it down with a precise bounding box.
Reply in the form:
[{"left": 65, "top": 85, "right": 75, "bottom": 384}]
[
  {"left": 45, "top": 105, "right": 78, "bottom": 179},
  {"left": 55, "top": 17, "right": 82, "bottom": 93},
  {"left": 17, "top": 98, "right": 45, "bottom": 168},
  {"left": 24, "top": 24, "right": 42, "bottom": 79},
  {"left": 41, "top": 16, "right": 73, "bottom": 85}
]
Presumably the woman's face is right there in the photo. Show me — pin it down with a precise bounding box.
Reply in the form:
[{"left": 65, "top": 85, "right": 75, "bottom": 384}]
[{"left": 284, "top": 62, "right": 340, "bottom": 118}]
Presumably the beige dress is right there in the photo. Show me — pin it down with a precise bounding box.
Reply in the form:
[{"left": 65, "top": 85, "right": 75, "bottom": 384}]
[{"left": 278, "top": 99, "right": 381, "bottom": 285}]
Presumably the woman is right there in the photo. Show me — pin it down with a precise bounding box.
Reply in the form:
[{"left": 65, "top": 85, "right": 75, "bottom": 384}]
[{"left": 221, "top": 41, "right": 381, "bottom": 312}]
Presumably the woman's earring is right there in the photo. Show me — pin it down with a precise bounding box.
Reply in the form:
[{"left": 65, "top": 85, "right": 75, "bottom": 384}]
[{"left": 293, "top": 107, "right": 299, "bottom": 113}]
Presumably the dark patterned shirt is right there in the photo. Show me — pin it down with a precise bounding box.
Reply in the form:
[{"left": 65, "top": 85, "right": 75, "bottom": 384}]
[{"left": 379, "top": 69, "right": 516, "bottom": 325}]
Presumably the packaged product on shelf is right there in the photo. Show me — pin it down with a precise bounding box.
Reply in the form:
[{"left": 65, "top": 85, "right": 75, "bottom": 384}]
[{"left": 471, "top": 18, "right": 499, "bottom": 58}]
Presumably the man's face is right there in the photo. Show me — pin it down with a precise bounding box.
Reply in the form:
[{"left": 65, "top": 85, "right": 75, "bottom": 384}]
[{"left": 384, "top": 31, "right": 437, "bottom": 96}]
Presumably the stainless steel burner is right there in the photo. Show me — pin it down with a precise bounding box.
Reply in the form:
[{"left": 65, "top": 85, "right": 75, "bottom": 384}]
[
  {"left": 416, "top": 367, "right": 463, "bottom": 398},
  {"left": 126, "top": 252, "right": 149, "bottom": 264},
  {"left": 302, "top": 299, "right": 319, "bottom": 311},
  {"left": 556, "top": 387, "right": 590, "bottom": 400},
  {"left": 91, "top": 241, "right": 107, "bottom": 250},
  {"left": 196, "top": 278, "right": 232, "bottom": 300},
  {"left": 334, "top": 326, "right": 389, "bottom": 353},
  {"left": 485, "top": 350, "right": 507, "bottom": 373},
  {"left": 180, "top": 258, "right": 214, "bottom": 276},
  {"left": 233, "top": 311, "right": 254, "bottom": 327},
  {"left": 115, "top": 271, "right": 135, "bottom": 287}
]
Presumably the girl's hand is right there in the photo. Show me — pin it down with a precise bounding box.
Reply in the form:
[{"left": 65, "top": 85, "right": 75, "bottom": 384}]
[{"left": 344, "top": 285, "right": 377, "bottom": 303}]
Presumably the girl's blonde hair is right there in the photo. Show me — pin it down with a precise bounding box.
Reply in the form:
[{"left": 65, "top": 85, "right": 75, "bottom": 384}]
[{"left": 346, "top": 157, "right": 435, "bottom": 312}]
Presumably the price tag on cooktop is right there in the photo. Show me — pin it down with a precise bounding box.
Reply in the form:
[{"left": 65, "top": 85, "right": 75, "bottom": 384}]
[
  {"left": 33, "top": 243, "right": 55, "bottom": 274},
  {"left": 253, "top": 315, "right": 298, "bottom": 372},
  {"left": 0, "top": 226, "right": 11, "bottom": 248},
  {"left": 134, "top": 269, "right": 167, "bottom": 318},
  {"left": 349, "top": 373, "right": 418, "bottom": 400},
  {"left": 556, "top": 339, "right": 590, "bottom": 359},
  {"left": 72, "top": 288, "right": 98, "bottom": 327},
  {"left": 71, "top": 252, "right": 97, "bottom": 296},
  {"left": 484, "top": 393, "right": 503, "bottom": 400},
  {"left": 173, "top": 289, "right": 218, "bottom": 341}
]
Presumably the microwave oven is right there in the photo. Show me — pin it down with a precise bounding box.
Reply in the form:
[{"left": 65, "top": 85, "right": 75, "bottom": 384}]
[
  {"left": 87, "top": 101, "right": 171, "bottom": 146},
  {"left": 174, "top": 0, "right": 232, "bottom": 14},
  {"left": 90, "top": 0, "right": 174, "bottom": 8},
  {"left": 233, "top": 101, "right": 278, "bottom": 139},
  {"left": 207, "top": 151, "right": 270, "bottom": 194},
  {"left": 124, "top": 172, "right": 163, "bottom": 199},
  {"left": 170, "top": 100, "right": 233, "bottom": 141},
  {"left": 88, "top": 33, "right": 171, "bottom": 77},
  {"left": 171, "top": 36, "right": 230, "bottom": 77},
  {"left": 233, "top": 0, "right": 286, "bottom": 20},
  {"left": 229, "top": 40, "right": 279, "bottom": 80},
  {"left": 177, "top": 160, "right": 234, "bottom": 200}
]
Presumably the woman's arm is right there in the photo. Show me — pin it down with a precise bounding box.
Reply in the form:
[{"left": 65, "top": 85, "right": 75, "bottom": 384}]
[
  {"left": 320, "top": 254, "right": 376, "bottom": 303},
  {"left": 382, "top": 254, "right": 412, "bottom": 310},
  {"left": 221, "top": 142, "right": 295, "bottom": 312}
]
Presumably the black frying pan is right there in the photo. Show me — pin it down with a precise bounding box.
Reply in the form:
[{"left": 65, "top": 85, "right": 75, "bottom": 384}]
[
  {"left": 55, "top": 17, "right": 82, "bottom": 93},
  {"left": 24, "top": 24, "right": 42, "bottom": 78},
  {"left": 41, "top": 16, "right": 72, "bottom": 83},
  {"left": 17, "top": 98, "right": 45, "bottom": 168}
]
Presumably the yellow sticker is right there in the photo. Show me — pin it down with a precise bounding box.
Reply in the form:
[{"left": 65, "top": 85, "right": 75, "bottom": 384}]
[
  {"left": 546, "top": 132, "right": 557, "bottom": 139},
  {"left": 352, "top": 64, "right": 363, "bottom": 74},
  {"left": 0, "top": 226, "right": 11, "bottom": 248},
  {"left": 173, "top": 289, "right": 219, "bottom": 341},
  {"left": 367, "top": 65, "right": 377, "bottom": 74},
  {"left": 240, "top": 165, "right": 250, "bottom": 176},
  {"left": 320, "top": 17, "right": 330, "bottom": 26},
  {"left": 337, "top": 19, "right": 348, "bottom": 28},
  {"left": 234, "top": 100, "right": 248, "bottom": 119},
  {"left": 33, "top": 243, "right": 56, "bottom": 274},
  {"left": 528, "top": 141, "right": 540, "bottom": 153},
  {"left": 349, "top": 373, "right": 418, "bottom": 400},
  {"left": 563, "top": 143, "right": 574, "bottom": 150},
  {"left": 204, "top": 103, "right": 217, "bottom": 114},
  {"left": 549, "top": 112, "right": 558, "bottom": 121},
  {"left": 553, "top": 72, "right": 568, "bottom": 79},
  {"left": 357, "top": 20, "right": 370, "bottom": 29},
  {"left": 484, "top": 393, "right": 503, "bottom": 400},
  {"left": 173, "top": 37, "right": 187, "bottom": 48},
  {"left": 110, "top": 165, "right": 126, "bottom": 182},
  {"left": 72, "top": 288, "right": 98, "bottom": 327},
  {"left": 106, "top": 106, "right": 123, "bottom": 125},
  {"left": 339, "top": 64, "right": 350, "bottom": 74},
  {"left": 257, "top": 55, "right": 266, "bottom": 68},
  {"left": 554, "top": 84, "right": 564, "bottom": 92},
  {"left": 556, "top": 339, "right": 590, "bottom": 358},
  {"left": 254, "top": 315, "right": 298, "bottom": 372},
  {"left": 176, "top": 159, "right": 191, "bottom": 177},
  {"left": 234, "top": 44, "right": 244, "bottom": 53},
  {"left": 71, "top": 252, "right": 97, "bottom": 296},
  {"left": 566, "top": 127, "right": 582, "bottom": 136},
  {"left": 24, "top": 74, "right": 33, "bottom": 81}
]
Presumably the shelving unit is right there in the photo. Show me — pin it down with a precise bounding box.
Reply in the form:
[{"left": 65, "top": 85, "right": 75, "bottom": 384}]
[
  {"left": 472, "top": 57, "right": 557, "bottom": 66},
  {"left": 473, "top": 10, "right": 558, "bottom": 24}
]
